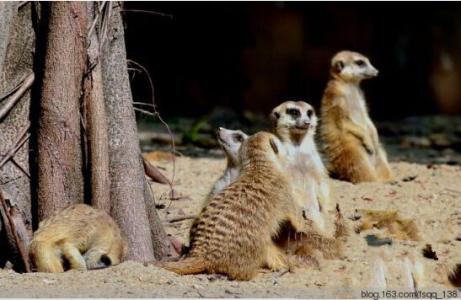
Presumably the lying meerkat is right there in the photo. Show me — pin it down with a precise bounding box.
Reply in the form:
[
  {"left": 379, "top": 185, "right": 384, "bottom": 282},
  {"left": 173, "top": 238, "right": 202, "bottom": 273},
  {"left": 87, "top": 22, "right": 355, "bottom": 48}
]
[
  {"left": 354, "top": 209, "right": 421, "bottom": 241},
  {"left": 29, "top": 204, "right": 128, "bottom": 273},
  {"left": 271, "top": 101, "right": 332, "bottom": 232},
  {"left": 206, "top": 127, "right": 248, "bottom": 201},
  {"left": 320, "top": 50, "right": 392, "bottom": 183},
  {"left": 157, "top": 132, "right": 309, "bottom": 280},
  {"left": 449, "top": 264, "right": 461, "bottom": 287}
]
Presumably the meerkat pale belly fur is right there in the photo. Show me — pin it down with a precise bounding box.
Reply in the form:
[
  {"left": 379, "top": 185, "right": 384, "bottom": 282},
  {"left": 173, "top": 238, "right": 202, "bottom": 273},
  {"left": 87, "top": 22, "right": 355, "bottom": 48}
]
[
  {"left": 157, "top": 132, "right": 310, "bottom": 280},
  {"left": 320, "top": 50, "right": 392, "bottom": 183},
  {"left": 29, "top": 204, "right": 128, "bottom": 273},
  {"left": 271, "top": 101, "right": 332, "bottom": 232},
  {"left": 205, "top": 127, "right": 248, "bottom": 203}
]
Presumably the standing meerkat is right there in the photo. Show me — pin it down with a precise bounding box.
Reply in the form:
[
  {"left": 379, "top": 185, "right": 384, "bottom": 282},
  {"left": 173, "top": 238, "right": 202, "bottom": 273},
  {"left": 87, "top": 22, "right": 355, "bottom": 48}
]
[
  {"left": 320, "top": 50, "right": 392, "bottom": 183},
  {"left": 29, "top": 204, "right": 128, "bottom": 273},
  {"left": 157, "top": 132, "right": 309, "bottom": 280},
  {"left": 206, "top": 127, "right": 248, "bottom": 201},
  {"left": 271, "top": 101, "right": 332, "bottom": 232}
]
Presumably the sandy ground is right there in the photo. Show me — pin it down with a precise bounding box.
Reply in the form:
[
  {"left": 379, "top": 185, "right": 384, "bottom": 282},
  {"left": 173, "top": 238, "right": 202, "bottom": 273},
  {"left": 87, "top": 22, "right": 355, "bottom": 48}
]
[{"left": 1, "top": 146, "right": 460, "bottom": 297}]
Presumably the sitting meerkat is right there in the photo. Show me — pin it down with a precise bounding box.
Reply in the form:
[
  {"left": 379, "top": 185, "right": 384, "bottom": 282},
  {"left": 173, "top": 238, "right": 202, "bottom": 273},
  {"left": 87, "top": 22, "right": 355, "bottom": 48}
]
[
  {"left": 29, "top": 204, "right": 128, "bottom": 273},
  {"left": 156, "top": 132, "right": 310, "bottom": 280},
  {"left": 206, "top": 126, "right": 347, "bottom": 262},
  {"left": 206, "top": 127, "right": 248, "bottom": 201},
  {"left": 271, "top": 101, "right": 332, "bottom": 232},
  {"left": 320, "top": 50, "right": 392, "bottom": 183}
]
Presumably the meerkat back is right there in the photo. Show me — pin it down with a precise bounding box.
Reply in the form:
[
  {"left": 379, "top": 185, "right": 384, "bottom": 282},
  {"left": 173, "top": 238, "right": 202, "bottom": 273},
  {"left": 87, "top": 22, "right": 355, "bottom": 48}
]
[{"left": 158, "top": 132, "right": 308, "bottom": 280}]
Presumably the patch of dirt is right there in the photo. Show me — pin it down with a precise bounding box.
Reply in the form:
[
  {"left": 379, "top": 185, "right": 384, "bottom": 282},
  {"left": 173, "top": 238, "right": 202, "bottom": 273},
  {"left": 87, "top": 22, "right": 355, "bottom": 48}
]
[{"left": 1, "top": 151, "right": 460, "bottom": 297}]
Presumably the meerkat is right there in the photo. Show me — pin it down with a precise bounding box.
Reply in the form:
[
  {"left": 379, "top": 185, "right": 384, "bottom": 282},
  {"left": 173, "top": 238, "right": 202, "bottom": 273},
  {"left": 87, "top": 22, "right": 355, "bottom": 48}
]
[
  {"left": 29, "top": 204, "right": 128, "bottom": 273},
  {"left": 206, "top": 127, "right": 248, "bottom": 202},
  {"left": 320, "top": 50, "right": 392, "bottom": 183},
  {"left": 156, "top": 132, "right": 310, "bottom": 280},
  {"left": 271, "top": 101, "right": 332, "bottom": 233},
  {"left": 354, "top": 209, "right": 421, "bottom": 241}
]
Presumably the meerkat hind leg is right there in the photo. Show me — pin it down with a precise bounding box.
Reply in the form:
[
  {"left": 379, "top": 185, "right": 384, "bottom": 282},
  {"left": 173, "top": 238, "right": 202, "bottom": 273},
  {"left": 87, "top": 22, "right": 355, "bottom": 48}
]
[
  {"left": 375, "top": 148, "right": 393, "bottom": 181},
  {"left": 61, "top": 242, "right": 87, "bottom": 271},
  {"left": 265, "top": 243, "right": 288, "bottom": 271}
]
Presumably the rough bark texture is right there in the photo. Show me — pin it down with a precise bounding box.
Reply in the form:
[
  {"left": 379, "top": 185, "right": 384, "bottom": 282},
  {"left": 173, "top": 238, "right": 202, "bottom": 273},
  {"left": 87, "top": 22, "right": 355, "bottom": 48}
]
[
  {"left": 143, "top": 180, "right": 178, "bottom": 260},
  {"left": 101, "top": 3, "right": 154, "bottom": 262},
  {"left": 0, "top": 2, "right": 35, "bottom": 263},
  {"left": 84, "top": 2, "right": 110, "bottom": 213},
  {"left": 37, "top": 2, "right": 86, "bottom": 220}
]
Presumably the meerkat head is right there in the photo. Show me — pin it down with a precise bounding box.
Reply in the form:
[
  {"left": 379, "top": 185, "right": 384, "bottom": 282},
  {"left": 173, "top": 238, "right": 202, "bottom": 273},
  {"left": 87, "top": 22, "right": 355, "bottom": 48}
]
[
  {"left": 330, "top": 50, "right": 378, "bottom": 82},
  {"left": 216, "top": 127, "right": 249, "bottom": 167},
  {"left": 271, "top": 101, "right": 318, "bottom": 144}
]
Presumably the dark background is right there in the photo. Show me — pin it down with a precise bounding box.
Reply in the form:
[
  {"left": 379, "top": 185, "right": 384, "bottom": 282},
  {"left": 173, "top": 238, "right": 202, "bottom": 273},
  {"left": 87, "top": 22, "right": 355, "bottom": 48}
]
[{"left": 123, "top": 1, "right": 461, "bottom": 121}]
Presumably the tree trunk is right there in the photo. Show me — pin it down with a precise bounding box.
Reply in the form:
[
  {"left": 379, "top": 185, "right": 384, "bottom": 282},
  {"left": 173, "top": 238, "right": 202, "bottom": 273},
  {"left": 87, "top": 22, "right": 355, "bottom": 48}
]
[
  {"left": 0, "top": 2, "right": 35, "bottom": 266},
  {"left": 84, "top": 2, "right": 110, "bottom": 214},
  {"left": 143, "top": 180, "right": 178, "bottom": 260},
  {"left": 101, "top": 3, "right": 154, "bottom": 262},
  {"left": 37, "top": 2, "right": 86, "bottom": 220}
]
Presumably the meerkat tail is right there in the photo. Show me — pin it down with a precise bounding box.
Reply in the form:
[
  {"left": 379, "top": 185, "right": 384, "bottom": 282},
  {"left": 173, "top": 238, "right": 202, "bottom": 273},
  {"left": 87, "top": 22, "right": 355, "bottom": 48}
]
[
  {"left": 29, "top": 241, "right": 64, "bottom": 273},
  {"left": 448, "top": 264, "right": 461, "bottom": 287},
  {"left": 368, "top": 256, "right": 387, "bottom": 289},
  {"left": 155, "top": 257, "right": 208, "bottom": 275}
]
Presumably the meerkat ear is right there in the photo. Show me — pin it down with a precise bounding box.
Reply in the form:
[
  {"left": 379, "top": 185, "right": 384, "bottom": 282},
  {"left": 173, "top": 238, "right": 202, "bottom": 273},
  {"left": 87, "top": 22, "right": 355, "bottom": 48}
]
[
  {"left": 271, "top": 111, "right": 280, "bottom": 121},
  {"left": 334, "top": 61, "right": 344, "bottom": 73},
  {"left": 269, "top": 138, "right": 279, "bottom": 154}
]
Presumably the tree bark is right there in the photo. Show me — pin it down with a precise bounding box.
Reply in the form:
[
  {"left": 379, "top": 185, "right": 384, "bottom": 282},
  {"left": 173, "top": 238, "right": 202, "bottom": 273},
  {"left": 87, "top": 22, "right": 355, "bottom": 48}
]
[
  {"left": 0, "top": 2, "right": 35, "bottom": 266},
  {"left": 84, "top": 2, "right": 110, "bottom": 213},
  {"left": 143, "top": 180, "right": 178, "bottom": 260},
  {"left": 101, "top": 3, "right": 154, "bottom": 262},
  {"left": 37, "top": 2, "right": 86, "bottom": 220}
]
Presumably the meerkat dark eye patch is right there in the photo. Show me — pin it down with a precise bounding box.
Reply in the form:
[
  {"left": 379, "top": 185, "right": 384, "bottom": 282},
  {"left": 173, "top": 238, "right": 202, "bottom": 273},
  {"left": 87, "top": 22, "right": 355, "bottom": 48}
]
[
  {"left": 233, "top": 133, "right": 244, "bottom": 143},
  {"left": 269, "top": 138, "right": 279, "bottom": 154},
  {"left": 306, "top": 109, "right": 314, "bottom": 118},
  {"left": 355, "top": 60, "right": 366, "bottom": 67},
  {"left": 334, "top": 61, "right": 344, "bottom": 72},
  {"left": 286, "top": 108, "right": 300, "bottom": 117}
]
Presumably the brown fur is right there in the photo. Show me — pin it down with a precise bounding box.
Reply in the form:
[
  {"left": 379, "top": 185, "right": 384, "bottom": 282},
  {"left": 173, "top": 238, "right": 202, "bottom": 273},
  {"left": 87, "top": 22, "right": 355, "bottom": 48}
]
[
  {"left": 448, "top": 264, "right": 461, "bottom": 287},
  {"left": 275, "top": 204, "right": 348, "bottom": 264},
  {"left": 320, "top": 50, "right": 392, "bottom": 183},
  {"left": 157, "top": 132, "right": 308, "bottom": 280},
  {"left": 355, "top": 209, "right": 421, "bottom": 241},
  {"left": 29, "top": 204, "right": 128, "bottom": 273}
]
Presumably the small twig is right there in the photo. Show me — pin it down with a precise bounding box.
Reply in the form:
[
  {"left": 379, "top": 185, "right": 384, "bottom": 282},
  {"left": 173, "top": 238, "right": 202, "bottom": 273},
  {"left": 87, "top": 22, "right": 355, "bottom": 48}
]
[
  {"left": 0, "top": 73, "right": 34, "bottom": 122},
  {"left": 121, "top": 9, "right": 173, "bottom": 19},
  {"left": 167, "top": 214, "right": 196, "bottom": 223},
  {"left": 11, "top": 158, "right": 31, "bottom": 179},
  {"left": 127, "top": 59, "right": 177, "bottom": 194},
  {"left": 0, "top": 190, "right": 31, "bottom": 272},
  {"left": 0, "top": 124, "right": 31, "bottom": 170},
  {"left": 87, "top": 1, "right": 107, "bottom": 41},
  {"left": 0, "top": 73, "right": 28, "bottom": 103},
  {"left": 143, "top": 156, "right": 171, "bottom": 185}
]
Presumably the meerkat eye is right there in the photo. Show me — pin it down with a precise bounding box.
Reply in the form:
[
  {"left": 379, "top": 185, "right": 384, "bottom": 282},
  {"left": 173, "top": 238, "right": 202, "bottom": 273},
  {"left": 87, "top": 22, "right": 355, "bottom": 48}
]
[
  {"left": 306, "top": 109, "right": 314, "bottom": 118},
  {"left": 286, "top": 108, "right": 300, "bottom": 117},
  {"left": 355, "top": 60, "right": 366, "bottom": 67},
  {"left": 233, "top": 133, "right": 244, "bottom": 143}
]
